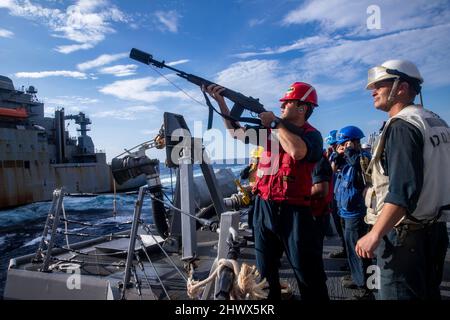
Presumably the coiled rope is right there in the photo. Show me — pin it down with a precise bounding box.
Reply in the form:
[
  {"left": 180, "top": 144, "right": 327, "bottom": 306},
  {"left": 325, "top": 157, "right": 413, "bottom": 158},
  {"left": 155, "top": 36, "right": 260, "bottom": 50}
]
[{"left": 187, "top": 259, "right": 268, "bottom": 300}]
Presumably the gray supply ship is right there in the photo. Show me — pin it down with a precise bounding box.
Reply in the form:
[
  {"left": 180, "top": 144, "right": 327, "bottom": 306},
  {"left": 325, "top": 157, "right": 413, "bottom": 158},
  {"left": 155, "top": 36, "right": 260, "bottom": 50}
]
[{"left": 0, "top": 75, "right": 143, "bottom": 209}]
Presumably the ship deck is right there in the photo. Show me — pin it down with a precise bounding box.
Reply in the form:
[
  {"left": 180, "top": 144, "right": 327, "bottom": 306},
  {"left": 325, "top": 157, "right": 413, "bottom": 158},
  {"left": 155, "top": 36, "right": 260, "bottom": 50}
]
[{"left": 4, "top": 222, "right": 450, "bottom": 300}]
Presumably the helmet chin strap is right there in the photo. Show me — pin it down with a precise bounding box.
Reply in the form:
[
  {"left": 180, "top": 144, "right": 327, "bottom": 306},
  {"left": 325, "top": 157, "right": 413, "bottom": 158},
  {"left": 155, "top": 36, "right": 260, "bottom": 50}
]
[
  {"left": 387, "top": 78, "right": 400, "bottom": 104},
  {"left": 387, "top": 77, "right": 425, "bottom": 107}
]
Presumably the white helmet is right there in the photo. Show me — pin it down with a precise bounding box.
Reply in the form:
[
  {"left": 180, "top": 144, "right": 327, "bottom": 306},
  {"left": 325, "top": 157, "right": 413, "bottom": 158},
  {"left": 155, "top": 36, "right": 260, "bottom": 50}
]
[{"left": 366, "top": 60, "right": 423, "bottom": 92}]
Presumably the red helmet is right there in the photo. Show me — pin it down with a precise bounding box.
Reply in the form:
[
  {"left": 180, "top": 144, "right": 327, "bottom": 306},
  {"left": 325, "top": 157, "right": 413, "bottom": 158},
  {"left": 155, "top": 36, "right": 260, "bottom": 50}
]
[{"left": 279, "top": 82, "right": 318, "bottom": 106}]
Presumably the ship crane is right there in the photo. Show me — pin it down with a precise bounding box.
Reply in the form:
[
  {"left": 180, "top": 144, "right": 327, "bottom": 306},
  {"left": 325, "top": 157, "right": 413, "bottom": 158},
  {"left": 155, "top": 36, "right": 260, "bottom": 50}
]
[
  {"left": 64, "top": 112, "right": 92, "bottom": 136},
  {"left": 64, "top": 112, "right": 95, "bottom": 155}
]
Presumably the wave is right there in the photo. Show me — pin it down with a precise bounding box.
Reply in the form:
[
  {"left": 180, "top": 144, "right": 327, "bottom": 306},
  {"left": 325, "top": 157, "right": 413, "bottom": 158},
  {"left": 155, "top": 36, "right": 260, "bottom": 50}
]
[
  {"left": 22, "top": 235, "right": 48, "bottom": 248},
  {"left": 0, "top": 163, "right": 247, "bottom": 230},
  {"left": 0, "top": 203, "right": 51, "bottom": 231}
]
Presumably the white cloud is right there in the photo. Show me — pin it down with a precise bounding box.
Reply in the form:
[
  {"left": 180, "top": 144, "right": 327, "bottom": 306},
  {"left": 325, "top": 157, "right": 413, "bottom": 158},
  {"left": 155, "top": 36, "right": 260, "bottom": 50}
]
[
  {"left": 92, "top": 105, "right": 159, "bottom": 120},
  {"left": 45, "top": 96, "right": 99, "bottom": 108},
  {"left": 234, "top": 35, "right": 332, "bottom": 59},
  {"left": 77, "top": 52, "right": 128, "bottom": 71},
  {"left": 141, "top": 129, "right": 160, "bottom": 136},
  {"left": 230, "top": 4, "right": 450, "bottom": 104},
  {"left": 213, "top": 58, "right": 362, "bottom": 104},
  {"left": 249, "top": 18, "right": 265, "bottom": 27},
  {"left": 98, "top": 64, "right": 137, "bottom": 77},
  {"left": 44, "top": 105, "right": 56, "bottom": 117},
  {"left": 1, "top": 0, "right": 128, "bottom": 53},
  {"left": 0, "top": 28, "right": 14, "bottom": 38},
  {"left": 167, "top": 59, "right": 190, "bottom": 67},
  {"left": 282, "top": 0, "right": 450, "bottom": 36},
  {"left": 56, "top": 43, "right": 94, "bottom": 54},
  {"left": 0, "top": 0, "right": 62, "bottom": 20},
  {"left": 99, "top": 77, "right": 189, "bottom": 103},
  {"left": 155, "top": 10, "right": 180, "bottom": 33},
  {"left": 215, "top": 59, "right": 295, "bottom": 108},
  {"left": 15, "top": 70, "right": 87, "bottom": 79},
  {"left": 43, "top": 101, "right": 90, "bottom": 117},
  {"left": 292, "top": 24, "right": 450, "bottom": 87}
]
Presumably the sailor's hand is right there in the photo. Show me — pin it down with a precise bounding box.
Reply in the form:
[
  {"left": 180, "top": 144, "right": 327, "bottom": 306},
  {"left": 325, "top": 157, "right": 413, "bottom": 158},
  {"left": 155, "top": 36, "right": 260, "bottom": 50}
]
[
  {"left": 203, "top": 84, "right": 226, "bottom": 104},
  {"left": 355, "top": 231, "right": 380, "bottom": 259},
  {"left": 259, "top": 111, "right": 276, "bottom": 128}
]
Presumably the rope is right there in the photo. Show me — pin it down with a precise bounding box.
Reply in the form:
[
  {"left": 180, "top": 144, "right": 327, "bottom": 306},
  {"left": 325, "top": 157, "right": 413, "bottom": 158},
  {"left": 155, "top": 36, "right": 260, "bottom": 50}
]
[{"left": 186, "top": 259, "right": 268, "bottom": 300}]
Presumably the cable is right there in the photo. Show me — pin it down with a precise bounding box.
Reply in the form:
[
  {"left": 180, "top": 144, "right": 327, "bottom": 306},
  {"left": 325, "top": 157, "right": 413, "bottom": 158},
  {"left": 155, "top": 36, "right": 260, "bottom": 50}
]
[
  {"left": 61, "top": 202, "right": 70, "bottom": 250},
  {"left": 60, "top": 217, "right": 133, "bottom": 228},
  {"left": 141, "top": 224, "right": 188, "bottom": 282},
  {"left": 170, "top": 167, "right": 174, "bottom": 202},
  {"left": 114, "top": 139, "right": 155, "bottom": 159},
  {"left": 53, "top": 244, "right": 128, "bottom": 257},
  {"left": 162, "top": 190, "right": 174, "bottom": 205},
  {"left": 149, "top": 66, "right": 244, "bottom": 124},
  {"left": 138, "top": 236, "right": 171, "bottom": 300},
  {"left": 149, "top": 193, "right": 206, "bottom": 224},
  {"left": 150, "top": 66, "right": 207, "bottom": 108}
]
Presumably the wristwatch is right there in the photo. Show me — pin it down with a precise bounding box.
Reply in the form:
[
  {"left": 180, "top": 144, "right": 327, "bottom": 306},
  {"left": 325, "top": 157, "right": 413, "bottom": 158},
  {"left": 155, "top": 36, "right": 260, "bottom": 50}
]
[{"left": 270, "top": 118, "right": 281, "bottom": 129}]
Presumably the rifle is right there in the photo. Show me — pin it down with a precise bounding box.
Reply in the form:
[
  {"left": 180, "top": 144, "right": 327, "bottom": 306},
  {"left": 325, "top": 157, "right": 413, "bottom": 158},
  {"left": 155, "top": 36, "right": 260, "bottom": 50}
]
[{"left": 130, "top": 48, "right": 306, "bottom": 136}]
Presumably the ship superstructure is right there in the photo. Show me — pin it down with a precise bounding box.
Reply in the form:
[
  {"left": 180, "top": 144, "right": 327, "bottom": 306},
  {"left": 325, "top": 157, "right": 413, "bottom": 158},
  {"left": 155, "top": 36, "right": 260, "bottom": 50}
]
[{"left": 0, "top": 75, "right": 112, "bottom": 208}]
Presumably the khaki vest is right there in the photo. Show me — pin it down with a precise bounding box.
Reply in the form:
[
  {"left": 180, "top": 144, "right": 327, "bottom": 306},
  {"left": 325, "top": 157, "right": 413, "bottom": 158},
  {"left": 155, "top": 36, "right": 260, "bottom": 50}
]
[{"left": 365, "top": 105, "right": 450, "bottom": 225}]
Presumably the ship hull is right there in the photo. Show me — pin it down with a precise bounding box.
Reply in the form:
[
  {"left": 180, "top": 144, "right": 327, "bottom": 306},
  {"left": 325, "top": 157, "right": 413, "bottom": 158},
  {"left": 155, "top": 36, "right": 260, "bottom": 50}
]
[{"left": 0, "top": 126, "right": 112, "bottom": 209}]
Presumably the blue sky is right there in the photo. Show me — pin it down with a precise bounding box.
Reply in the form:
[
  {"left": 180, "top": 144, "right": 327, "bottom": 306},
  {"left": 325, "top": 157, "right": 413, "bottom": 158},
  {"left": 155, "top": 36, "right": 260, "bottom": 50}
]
[{"left": 1, "top": 0, "right": 450, "bottom": 162}]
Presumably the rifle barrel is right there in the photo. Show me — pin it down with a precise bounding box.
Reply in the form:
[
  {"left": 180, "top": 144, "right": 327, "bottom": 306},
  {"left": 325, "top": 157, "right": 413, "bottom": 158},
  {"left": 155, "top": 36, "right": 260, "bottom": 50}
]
[{"left": 130, "top": 48, "right": 185, "bottom": 74}]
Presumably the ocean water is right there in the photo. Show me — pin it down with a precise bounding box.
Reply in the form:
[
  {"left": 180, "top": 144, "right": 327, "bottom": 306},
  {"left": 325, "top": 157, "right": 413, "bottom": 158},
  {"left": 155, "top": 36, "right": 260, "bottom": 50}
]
[{"left": 0, "top": 162, "right": 248, "bottom": 298}]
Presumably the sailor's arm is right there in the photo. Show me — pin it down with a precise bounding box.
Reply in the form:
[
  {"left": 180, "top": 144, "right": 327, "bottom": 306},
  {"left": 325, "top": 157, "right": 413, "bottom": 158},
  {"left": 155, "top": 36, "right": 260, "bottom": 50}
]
[
  {"left": 356, "top": 120, "right": 424, "bottom": 259},
  {"left": 311, "top": 182, "right": 329, "bottom": 199},
  {"left": 356, "top": 203, "right": 406, "bottom": 259},
  {"left": 311, "top": 156, "right": 332, "bottom": 199},
  {"left": 278, "top": 124, "right": 308, "bottom": 160}
]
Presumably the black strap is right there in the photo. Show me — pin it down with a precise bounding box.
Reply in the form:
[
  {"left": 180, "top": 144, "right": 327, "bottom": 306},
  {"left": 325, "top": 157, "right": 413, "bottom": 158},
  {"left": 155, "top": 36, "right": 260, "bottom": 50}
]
[
  {"left": 203, "top": 91, "right": 214, "bottom": 130},
  {"left": 201, "top": 89, "right": 243, "bottom": 129}
]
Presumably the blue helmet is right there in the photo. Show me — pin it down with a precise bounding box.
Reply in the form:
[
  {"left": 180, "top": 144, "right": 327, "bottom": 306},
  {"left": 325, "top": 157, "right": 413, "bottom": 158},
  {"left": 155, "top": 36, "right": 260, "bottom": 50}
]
[
  {"left": 336, "top": 126, "right": 365, "bottom": 145},
  {"left": 325, "top": 130, "right": 338, "bottom": 145}
]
